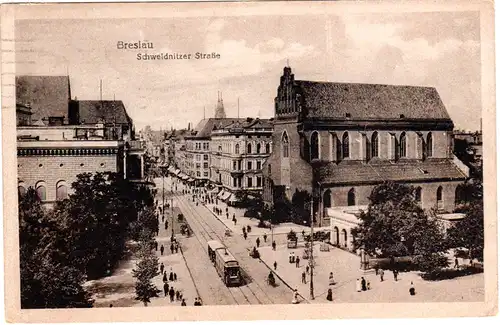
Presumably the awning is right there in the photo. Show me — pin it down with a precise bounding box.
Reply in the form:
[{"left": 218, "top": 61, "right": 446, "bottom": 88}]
[
  {"left": 221, "top": 191, "right": 232, "bottom": 201},
  {"left": 187, "top": 177, "right": 195, "bottom": 182},
  {"left": 228, "top": 193, "right": 238, "bottom": 203},
  {"left": 210, "top": 188, "right": 219, "bottom": 194},
  {"left": 217, "top": 190, "right": 226, "bottom": 198},
  {"left": 174, "top": 169, "right": 181, "bottom": 175}
]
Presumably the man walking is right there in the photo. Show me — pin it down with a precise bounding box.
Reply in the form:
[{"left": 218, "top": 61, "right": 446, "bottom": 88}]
[
  {"left": 169, "top": 287, "right": 175, "bottom": 302},
  {"left": 263, "top": 233, "right": 267, "bottom": 243},
  {"left": 256, "top": 237, "right": 260, "bottom": 248},
  {"left": 160, "top": 262, "right": 164, "bottom": 275},
  {"left": 393, "top": 269, "right": 399, "bottom": 281},
  {"left": 380, "top": 269, "right": 384, "bottom": 282},
  {"left": 170, "top": 243, "right": 175, "bottom": 254},
  {"left": 295, "top": 256, "right": 300, "bottom": 268},
  {"left": 154, "top": 241, "right": 158, "bottom": 251},
  {"left": 163, "top": 282, "right": 169, "bottom": 297},
  {"left": 301, "top": 271, "right": 306, "bottom": 284},
  {"left": 454, "top": 257, "right": 460, "bottom": 269},
  {"left": 272, "top": 241, "right": 276, "bottom": 251},
  {"left": 160, "top": 245, "right": 165, "bottom": 256},
  {"left": 273, "top": 261, "right": 277, "bottom": 271}
]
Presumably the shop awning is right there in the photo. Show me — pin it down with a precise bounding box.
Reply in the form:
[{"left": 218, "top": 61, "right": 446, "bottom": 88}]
[
  {"left": 228, "top": 193, "right": 238, "bottom": 203},
  {"left": 174, "top": 169, "right": 181, "bottom": 175},
  {"left": 217, "top": 190, "right": 225, "bottom": 198},
  {"left": 221, "top": 191, "right": 232, "bottom": 201}
]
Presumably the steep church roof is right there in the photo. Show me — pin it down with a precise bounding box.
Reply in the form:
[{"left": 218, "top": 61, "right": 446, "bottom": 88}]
[
  {"left": 214, "top": 91, "right": 226, "bottom": 118},
  {"left": 295, "top": 80, "right": 451, "bottom": 121},
  {"left": 74, "top": 100, "right": 132, "bottom": 125}
]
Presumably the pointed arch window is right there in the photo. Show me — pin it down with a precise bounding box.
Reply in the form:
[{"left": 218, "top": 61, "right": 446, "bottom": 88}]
[
  {"left": 310, "top": 131, "right": 320, "bottom": 160},
  {"left": 256, "top": 143, "right": 261, "bottom": 154},
  {"left": 371, "top": 132, "right": 379, "bottom": 158},
  {"left": 282, "top": 132, "right": 289, "bottom": 158},
  {"left": 342, "top": 132, "right": 350, "bottom": 159},
  {"left": 399, "top": 132, "right": 407, "bottom": 158},
  {"left": 265, "top": 143, "right": 270, "bottom": 154},
  {"left": 437, "top": 186, "right": 443, "bottom": 209},
  {"left": 247, "top": 143, "right": 252, "bottom": 154},
  {"left": 347, "top": 188, "right": 356, "bottom": 206},
  {"left": 235, "top": 144, "right": 240, "bottom": 154},
  {"left": 56, "top": 181, "right": 68, "bottom": 200},
  {"left": 426, "top": 132, "right": 433, "bottom": 157}
]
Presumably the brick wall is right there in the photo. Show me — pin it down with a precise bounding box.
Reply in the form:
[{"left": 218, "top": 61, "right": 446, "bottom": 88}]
[{"left": 18, "top": 154, "right": 120, "bottom": 202}]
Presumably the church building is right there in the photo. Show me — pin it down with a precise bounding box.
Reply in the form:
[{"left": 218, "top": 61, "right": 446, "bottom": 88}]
[{"left": 262, "top": 66, "right": 469, "bottom": 230}]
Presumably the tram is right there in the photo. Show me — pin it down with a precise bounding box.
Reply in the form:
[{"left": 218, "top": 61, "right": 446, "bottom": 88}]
[{"left": 207, "top": 240, "right": 242, "bottom": 286}]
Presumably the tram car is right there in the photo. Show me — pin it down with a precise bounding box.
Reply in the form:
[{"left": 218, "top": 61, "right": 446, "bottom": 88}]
[{"left": 207, "top": 240, "right": 242, "bottom": 286}]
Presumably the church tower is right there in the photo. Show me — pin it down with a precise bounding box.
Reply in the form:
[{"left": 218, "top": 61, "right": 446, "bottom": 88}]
[{"left": 214, "top": 91, "right": 226, "bottom": 118}]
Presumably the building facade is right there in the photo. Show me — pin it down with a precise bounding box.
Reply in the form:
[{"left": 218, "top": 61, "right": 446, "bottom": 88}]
[
  {"left": 210, "top": 118, "right": 273, "bottom": 194},
  {"left": 263, "top": 66, "right": 468, "bottom": 228},
  {"left": 16, "top": 75, "right": 145, "bottom": 206}
]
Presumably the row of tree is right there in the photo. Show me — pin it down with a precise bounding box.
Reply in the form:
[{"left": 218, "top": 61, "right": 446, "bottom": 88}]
[{"left": 19, "top": 172, "right": 157, "bottom": 308}]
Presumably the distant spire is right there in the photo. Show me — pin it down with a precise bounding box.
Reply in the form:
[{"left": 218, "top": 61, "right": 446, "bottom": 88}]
[
  {"left": 214, "top": 91, "right": 226, "bottom": 118},
  {"left": 203, "top": 106, "right": 206, "bottom": 119}
]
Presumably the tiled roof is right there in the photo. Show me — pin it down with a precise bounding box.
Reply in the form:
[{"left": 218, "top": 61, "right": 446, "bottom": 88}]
[
  {"left": 16, "top": 75, "right": 70, "bottom": 122},
  {"left": 76, "top": 100, "right": 131, "bottom": 125},
  {"left": 190, "top": 118, "right": 242, "bottom": 138},
  {"left": 317, "top": 159, "right": 467, "bottom": 186},
  {"left": 295, "top": 80, "right": 451, "bottom": 120}
]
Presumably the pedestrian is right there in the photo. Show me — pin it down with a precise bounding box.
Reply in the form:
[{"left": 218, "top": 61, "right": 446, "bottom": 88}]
[
  {"left": 326, "top": 288, "right": 333, "bottom": 301},
  {"left": 409, "top": 282, "right": 416, "bottom": 296},
  {"left": 306, "top": 265, "right": 310, "bottom": 274},
  {"left": 163, "top": 271, "right": 167, "bottom": 282},
  {"left": 194, "top": 298, "right": 199, "bottom": 306},
  {"left": 226, "top": 212, "right": 229, "bottom": 219},
  {"left": 243, "top": 232, "right": 247, "bottom": 240},
  {"left": 356, "top": 278, "right": 361, "bottom": 292},
  {"left": 292, "top": 289, "right": 299, "bottom": 304},
  {"left": 160, "top": 262, "right": 164, "bottom": 274},
  {"left": 288, "top": 252, "right": 292, "bottom": 263},
  {"left": 301, "top": 271, "right": 306, "bottom": 284},
  {"left": 374, "top": 266, "right": 379, "bottom": 275},
  {"left": 170, "top": 243, "right": 174, "bottom": 254},
  {"left": 233, "top": 213, "right": 235, "bottom": 220},
  {"left": 393, "top": 269, "right": 398, "bottom": 281},
  {"left": 247, "top": 225, "right": 251, "bottom": 233},
  {"left": 454, "top": 257, "right": 460, "bottom": 269},
  {"left": 181, "top": 299, "right": 187, "bottom": 306},
  {"left": 272, "top": 241, "right": 276, "bottom": 251},
  {"left": 198, "top": 297, "right": 203, "bottom": 306},
  {"left": 169, "top": 271, "right": 174, "bottom": 281},
  {"left": 154, "top": 241, "right": 158, "bottom": 251},
  {"left": 263, "top": 233, "right": 267, "bottom": 242},
  {"left": 162, "top": 214, "right": 165, "bottom": 223},
  {"left": 329, "top": 272, "right": 334, "bottom": 285},
  {"left": 169, "top": 287, "right": 175, "bottom": 302},
  {"left": 242, "top": 226, "right": 246, "bottom": 234},
  {"left": 295, "top": 256, "right": 300, "bottom": 268},
  {"left": 291, "top": 252, "right": 296, "bottom": 264},
  {"left": 361, "top": 277, "right": 367, "bottom": 291},
  {"left": 175, "top": 245, "right": 179, "bottom": 254},
  {"left": 160, "top": 245, "right": 164, "bottom": 256},
  {"left": 367, "top": 281, "right": 371, "bottom": 290},
  {"left": 234, "top": 218, "right": 237, "bottom": 225},
  {"left": 256, "top": 237, "right": 260, "bottom": 248},
  {"left": 380, "top": 269, "right": 384, "bottom": 282},
  {"left": 176, "top": 290, "right": 180, "bottom": 301},
  {"left": 273, "top": 261, "right": 277, "bottom": 271},
  {"left": 163, "top": 282, "right": 169, "bottom": 297},
  {"left": 174, "top": 273, "right": 177, "bottom": 281}
]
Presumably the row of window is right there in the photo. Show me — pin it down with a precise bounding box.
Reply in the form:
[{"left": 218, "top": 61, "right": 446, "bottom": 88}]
[
  {"left": 232, "top": 160, "right": 263, "bottom": 171},
  {"left": 322, "top": 185, "right": 446, "bottom": 208},
  {"left": 281, "top": 131, "right": 434, "bottom": 160},
  {"left": 195, "top": 154, "right": 209, "bottom": 161},
  {"left": 217, "top": 142, "right": 272, "bottom": 155},
  {"left": 18, "top": 180, "right": 68, "bottom": 201}
]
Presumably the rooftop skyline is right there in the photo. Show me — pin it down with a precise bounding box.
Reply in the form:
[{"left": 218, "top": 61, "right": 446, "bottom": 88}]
[{"left": 16, "top": 10, "right": 481, "bottom": 131}]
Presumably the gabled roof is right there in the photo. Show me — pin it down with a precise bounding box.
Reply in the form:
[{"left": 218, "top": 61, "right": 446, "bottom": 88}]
[
  {"left": 317, "top": 159, "right": 467, "bottom": 186},
  {"left": 16, "top": 75, "right": 70, "bottom": 122},
  {"left": 76, "top": 100, "right": 132, "bottom": 125},
  {"left": 295, "top": 80, "right": 451, "bottom": 121}
]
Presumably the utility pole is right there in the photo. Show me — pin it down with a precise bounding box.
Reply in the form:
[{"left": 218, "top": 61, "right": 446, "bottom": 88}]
[
  {"left": 162, "top": 169, "right": 165, "bottom": 222},
  {"left": 309, "top": 191, "right": 315, "bottom": 300}
]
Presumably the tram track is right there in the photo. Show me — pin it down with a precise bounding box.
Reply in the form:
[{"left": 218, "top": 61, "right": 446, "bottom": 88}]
[{"left": 173, "top": 191, "right": 275, "bottom": 305}]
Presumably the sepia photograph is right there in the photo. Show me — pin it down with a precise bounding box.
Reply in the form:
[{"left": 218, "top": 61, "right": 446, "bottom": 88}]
[{"left": 1, "top": 0, "right": 497, "bottom": 322}]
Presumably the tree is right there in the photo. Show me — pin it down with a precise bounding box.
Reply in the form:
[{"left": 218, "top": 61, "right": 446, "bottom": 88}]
[
  {"left": 132, "top": 231, "right": 160, "bottom": 306},
  {"left": 447, "top": 178, "right": 484, "bottom": 261},
  {"left": 19, "top": 188, "right": 93, "bottom": 308},
  {"left": 352, "top": 182, "right": 448, "bottom": 272}
]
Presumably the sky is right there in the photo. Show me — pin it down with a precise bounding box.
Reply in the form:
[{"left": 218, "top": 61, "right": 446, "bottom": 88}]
[{"left": 15, "top": 10, "right": 481, "bottom": 131}]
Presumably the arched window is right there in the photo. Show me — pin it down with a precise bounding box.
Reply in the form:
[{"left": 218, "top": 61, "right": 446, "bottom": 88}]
[
  {"left": 247, "top": 143, "right": 252, "bottom": 154},
  {"left": 437, "top": 186, "right": 443, "bottom": 209},
  {"left": 256, "top": 143, "right": 261, "bottom": 154},
  {"left": 341, "top": 229, "right": 348, "bottom": 247},
  {"left": 265, "top": 143, "right": 270, "bottom": 154},
  {"left": 235, "top": 144, "right": 240, "bottom": 154},
  {"left": 371, "top": 132, "right": 379, "bottom": 158},
  {"left": 56, "top": 181, "right": 68, "bottom": 200},
  {"left": 399, "top": 132, "right": 407, "bottom": 158},
  {"left": 18, "top": 184, "right": 26, "bottom": 197},
  {"left": 455, "top": 186, "right": 463, "bottom": 205},
  {"left": 282, "top": 131, "right": 289, "bottom": 158},
  {"left": 218, "top": 145, "right": 222, "bottom": 152},
  {"left": 347, "top": 188, "right": 355, "bottom": 206},
  {"left": 310, "top": 131, "right": 319, "bottom": 160},
  {"left": 426, "top": 132, "right": 433, "bottom": 157},
  {"left": 342, "top": 132, "right": 350, "bottom": 159},
  {"left": 323, "top": 189, "right": 332, "bottom": 209},
  {"left": 36, "top": 182, "right": 46, "bottom": 201},
  {"left": 415, "top": 186, "right": 422, "bottom": 204}
]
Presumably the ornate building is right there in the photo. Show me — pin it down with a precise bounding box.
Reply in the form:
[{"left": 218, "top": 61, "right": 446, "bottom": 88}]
[
  {"left": 210, "top": 118, "right": 273, "bottom": 198},
  {"left": 263, "top": 66, "right": 469, "bottom": 229},
  {"left": 16, "top": 75, "right": 145, "bottom": 206}
]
